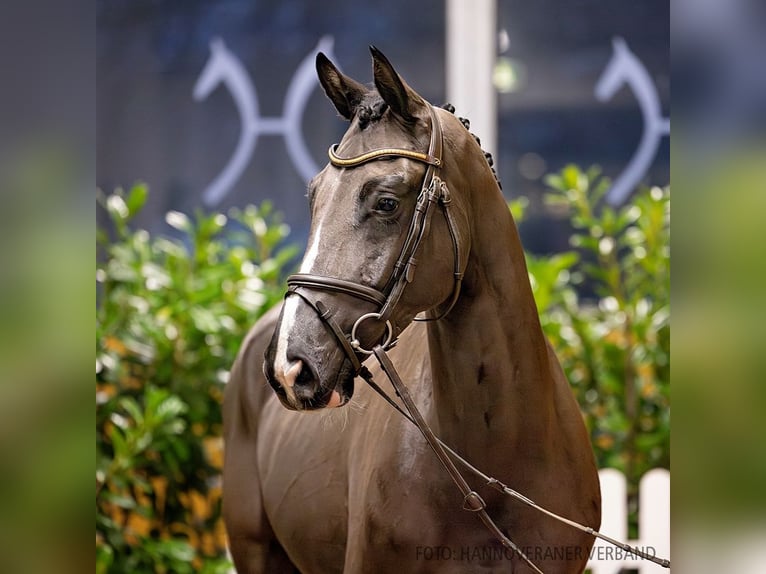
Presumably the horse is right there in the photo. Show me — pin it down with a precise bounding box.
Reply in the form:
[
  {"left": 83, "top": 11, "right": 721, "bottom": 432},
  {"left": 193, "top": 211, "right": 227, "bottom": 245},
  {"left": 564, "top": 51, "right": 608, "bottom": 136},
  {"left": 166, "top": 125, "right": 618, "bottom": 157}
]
[{"left": 223, "top": 47, "right": 601, "bottom": 573}]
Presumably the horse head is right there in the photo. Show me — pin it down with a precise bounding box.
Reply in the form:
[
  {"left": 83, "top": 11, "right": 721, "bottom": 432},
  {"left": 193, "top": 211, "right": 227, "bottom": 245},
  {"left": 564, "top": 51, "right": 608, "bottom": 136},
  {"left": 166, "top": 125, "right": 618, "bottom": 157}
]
[{"left": 264, "top": 47, "right": 476, "bottom": 411}]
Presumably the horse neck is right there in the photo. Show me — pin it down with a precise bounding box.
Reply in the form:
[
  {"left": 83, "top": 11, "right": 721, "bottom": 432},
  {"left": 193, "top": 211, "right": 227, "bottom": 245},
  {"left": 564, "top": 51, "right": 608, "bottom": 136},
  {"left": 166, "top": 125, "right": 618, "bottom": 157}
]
[{"left": 426, "top": 162, "right": 555, "bottom": 463}]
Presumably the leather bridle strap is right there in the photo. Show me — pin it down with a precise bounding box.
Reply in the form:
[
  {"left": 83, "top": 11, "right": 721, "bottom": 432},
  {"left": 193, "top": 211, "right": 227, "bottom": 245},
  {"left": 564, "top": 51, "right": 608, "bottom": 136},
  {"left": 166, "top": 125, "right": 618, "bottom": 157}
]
[
  {"left": 287, "top": 274, "right": 387, "bottom": 308},
  {"left": 412, "top": 178, "right": 464, "bottom": 322},
  {"left": 286, "top": 286, "right": 364, "bottom": 374},
  {"left": 369, "top": 346, "right": 545, "bottom": 574},
  {"left": 378, "top": 175, "right": 443, "bottom": 321},
  {"left": 328, "top": 145, "right": 441, "bottom": 168},
  {"left": 378, "top": 105, "right": 445, "bottom": 320}
]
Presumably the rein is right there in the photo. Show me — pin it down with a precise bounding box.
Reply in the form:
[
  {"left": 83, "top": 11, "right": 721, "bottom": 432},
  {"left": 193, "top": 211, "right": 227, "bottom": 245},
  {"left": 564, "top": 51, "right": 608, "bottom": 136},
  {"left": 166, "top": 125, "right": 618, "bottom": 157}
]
[
  {"left": 359, "top": 349, "right": 671, "bottom": 571},
  {"left": 364, "top": 349, "right": 546, "bottom": 574},
  {"left": 285, "top": 104, "right": 670, "bottom": 571}
]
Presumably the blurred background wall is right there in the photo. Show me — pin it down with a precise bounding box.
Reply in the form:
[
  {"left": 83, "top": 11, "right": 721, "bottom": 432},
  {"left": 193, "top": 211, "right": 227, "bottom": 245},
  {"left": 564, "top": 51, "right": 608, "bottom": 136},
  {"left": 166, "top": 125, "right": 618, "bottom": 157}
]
[{"left": 97, "top": 0, "right": 669, "bottom": 253}]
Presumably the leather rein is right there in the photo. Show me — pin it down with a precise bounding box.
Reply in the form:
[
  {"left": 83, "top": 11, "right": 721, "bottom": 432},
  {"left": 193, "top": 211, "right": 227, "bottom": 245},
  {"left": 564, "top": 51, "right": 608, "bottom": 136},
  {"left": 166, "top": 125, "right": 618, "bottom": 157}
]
[{"left": 284, "top": 105, "right": 670, "bottom": 572}]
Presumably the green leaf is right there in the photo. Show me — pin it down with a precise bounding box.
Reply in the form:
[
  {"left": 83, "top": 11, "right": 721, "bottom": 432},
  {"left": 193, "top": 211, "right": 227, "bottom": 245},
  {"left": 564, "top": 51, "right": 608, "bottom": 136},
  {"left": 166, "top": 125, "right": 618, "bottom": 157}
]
[
  {"left": 156, "top": 395, "right": 187, "bottom": 421},
  {"left": 508, "top": 197, "right": 529, "bottom": 222},
  {"left": 134, "top": 430, "right": 154, "bottom": 452},
  {"left": 190, "top": 306, "right": 221, "bottom": 333},
  {"left": 96, "top": 544, "right": 114, "bottom": 574},
  {"left": 164, "top": 540, "right": 196, "bottom": 562},
  {"left": 145, "top": 386, "right": 167, "bottom": 411},
  {"left": 166, "top": 210, "right": 192, "bottom": 232},
  {"left": 107, "top": 424, "right": 129, "bottom": 458},
  {"left": 119, "top": 397, "right": 144, "bottom": 425},
  {"left": 126, "top": 182, "right": 149, "bottom": 216},
  {"left": 106, "top": 194, "right": 129, "bottom": 221},
  {"left": 562, "top": 164, "right": 584, "bottom": 190},
  {"left": 103, "top": 491, "right": 136, "bottom": 509},
  {"left": 543, "top": 173, "right": 564, "bottom": 191}
]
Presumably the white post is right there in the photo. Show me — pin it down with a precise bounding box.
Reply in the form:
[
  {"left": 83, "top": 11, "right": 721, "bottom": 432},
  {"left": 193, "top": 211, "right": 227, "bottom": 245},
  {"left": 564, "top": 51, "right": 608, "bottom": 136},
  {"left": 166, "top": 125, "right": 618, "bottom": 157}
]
[
  {"left": 446, "top": 0, "right": 497, "bottom": 159},
  {"left": 587, "top": 468, "right": 671, "bottom": 573},
  {"left": 588, "top": 468, "right": 628, "bottom": 574}
]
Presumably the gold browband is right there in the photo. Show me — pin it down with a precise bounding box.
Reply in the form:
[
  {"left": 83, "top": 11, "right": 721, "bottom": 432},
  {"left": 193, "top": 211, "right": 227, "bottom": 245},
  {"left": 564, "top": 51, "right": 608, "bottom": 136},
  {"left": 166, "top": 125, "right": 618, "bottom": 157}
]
[{"left": 328, "top": 144, "right": 441, "bottom": 168}]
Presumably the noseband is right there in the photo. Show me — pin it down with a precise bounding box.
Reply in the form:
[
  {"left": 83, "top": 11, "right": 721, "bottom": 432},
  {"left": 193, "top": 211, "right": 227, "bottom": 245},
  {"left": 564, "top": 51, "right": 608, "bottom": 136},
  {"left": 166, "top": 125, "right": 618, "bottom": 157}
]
[{"left": 286, "top": 104, "right": 464, "bottom": 374}]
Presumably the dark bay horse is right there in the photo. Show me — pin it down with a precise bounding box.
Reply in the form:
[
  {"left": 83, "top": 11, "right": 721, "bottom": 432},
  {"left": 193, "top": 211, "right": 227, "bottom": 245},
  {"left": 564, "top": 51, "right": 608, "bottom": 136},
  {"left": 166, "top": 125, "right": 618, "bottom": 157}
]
[{"left": 223, "top": 47, "right": 600, "bottom": 573}]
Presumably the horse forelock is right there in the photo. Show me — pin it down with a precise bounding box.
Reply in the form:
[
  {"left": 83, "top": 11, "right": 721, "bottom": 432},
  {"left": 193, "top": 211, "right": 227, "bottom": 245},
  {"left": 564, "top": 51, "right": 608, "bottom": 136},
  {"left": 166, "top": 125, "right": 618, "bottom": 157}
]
[
  {"left": 336, "top": 91, "right": 425, "bottom": 156},
  {"left": 355, "top": 92, "right": 388, "bottom": 129}
]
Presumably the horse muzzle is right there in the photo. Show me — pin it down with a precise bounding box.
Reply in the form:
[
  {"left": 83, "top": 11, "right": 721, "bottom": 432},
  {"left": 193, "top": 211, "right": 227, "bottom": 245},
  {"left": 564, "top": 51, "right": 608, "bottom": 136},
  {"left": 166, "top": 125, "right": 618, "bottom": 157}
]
[{"left": 263, "top": 312, "right": 358, "bottom": 411}]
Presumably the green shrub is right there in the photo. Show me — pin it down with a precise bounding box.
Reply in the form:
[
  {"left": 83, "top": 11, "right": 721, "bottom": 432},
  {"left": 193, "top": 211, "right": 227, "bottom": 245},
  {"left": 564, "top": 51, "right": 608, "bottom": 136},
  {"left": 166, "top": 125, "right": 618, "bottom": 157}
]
[
  {"left": 96, "top": 184, "right": 297, "bottom": 573},
  {"left": 514, "top": 165, "right": 670, "bottom": 530},
  {"left": 96, "top": 166, "right": 669, "bottom": 568}
]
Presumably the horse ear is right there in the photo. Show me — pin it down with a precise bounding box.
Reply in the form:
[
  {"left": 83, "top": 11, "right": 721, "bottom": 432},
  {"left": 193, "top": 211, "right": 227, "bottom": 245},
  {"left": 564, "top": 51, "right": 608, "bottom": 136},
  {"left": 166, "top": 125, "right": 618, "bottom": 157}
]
[
  {"left": 369, "top": 46, "right": 426, "bottom": 122},
  {"left": 316, "top": 52, "right": 368, "bottom": 121}
]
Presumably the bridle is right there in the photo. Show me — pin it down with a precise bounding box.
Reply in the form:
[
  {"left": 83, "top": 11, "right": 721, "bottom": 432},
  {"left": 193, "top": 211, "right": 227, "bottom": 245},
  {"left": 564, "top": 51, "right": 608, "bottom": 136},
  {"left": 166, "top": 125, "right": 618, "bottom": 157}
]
[
  {"left": 286, "top": 104, "right": 464, "bottom": 372},
  {"left": 282, "top": 104, "right": 670, "bottom": 572}
]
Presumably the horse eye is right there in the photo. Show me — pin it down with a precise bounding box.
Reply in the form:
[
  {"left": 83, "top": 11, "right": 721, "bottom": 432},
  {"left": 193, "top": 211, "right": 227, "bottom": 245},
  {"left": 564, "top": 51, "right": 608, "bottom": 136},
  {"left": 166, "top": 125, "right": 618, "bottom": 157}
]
[{"left": 375, "top": 197, "right": 399, "bottom": 213}]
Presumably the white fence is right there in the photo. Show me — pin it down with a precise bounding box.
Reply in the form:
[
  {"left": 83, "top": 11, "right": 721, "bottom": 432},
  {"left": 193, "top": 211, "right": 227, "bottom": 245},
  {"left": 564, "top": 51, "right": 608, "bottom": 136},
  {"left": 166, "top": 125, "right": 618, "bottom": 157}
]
[{"left": 587, "top": 468, "right": 670, "bottom": 573}]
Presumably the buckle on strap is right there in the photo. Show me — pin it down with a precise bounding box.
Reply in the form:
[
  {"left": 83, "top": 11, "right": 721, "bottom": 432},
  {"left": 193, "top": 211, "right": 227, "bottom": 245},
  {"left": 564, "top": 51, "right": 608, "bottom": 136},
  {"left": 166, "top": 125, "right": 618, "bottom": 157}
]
[{"left": 463, "top": 491, "right": 487, "bottom": 512}]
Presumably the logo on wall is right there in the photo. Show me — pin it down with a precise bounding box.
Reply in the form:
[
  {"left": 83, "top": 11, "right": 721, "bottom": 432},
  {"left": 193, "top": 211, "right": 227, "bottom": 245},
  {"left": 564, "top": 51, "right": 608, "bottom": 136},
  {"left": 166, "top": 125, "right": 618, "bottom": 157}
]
[
  {"left": 595, "top": 37, "right": 670, "bottom": 205},
  {"left": 192, "top": 35, "right": 666, "bottom": 208},
  {"left": 193, "top": 36, "right": 336, "bottom": 206}
]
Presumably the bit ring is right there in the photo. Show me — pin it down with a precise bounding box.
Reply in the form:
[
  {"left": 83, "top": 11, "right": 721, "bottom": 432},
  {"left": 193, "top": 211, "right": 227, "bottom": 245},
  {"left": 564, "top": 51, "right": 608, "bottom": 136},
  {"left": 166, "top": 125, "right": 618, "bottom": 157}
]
[{"left": 350, "top": 313, "right": 393, "bottom": 355}]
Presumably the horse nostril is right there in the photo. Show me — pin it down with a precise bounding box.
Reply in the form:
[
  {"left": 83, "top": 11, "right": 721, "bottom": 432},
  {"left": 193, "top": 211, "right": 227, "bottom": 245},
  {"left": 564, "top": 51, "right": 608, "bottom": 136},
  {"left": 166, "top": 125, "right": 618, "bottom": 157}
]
[
  {"left": 295, "top": 362, "right": 316, "bottom": 389},
  {"left": 292, "top": 361, "right": 321, "bottom": 402},
  {"left": 283, "top": 360, "right": 304, "bottom": 388},
  {"left": 282, "top": 357, "right": 318, "bottom": 393}
]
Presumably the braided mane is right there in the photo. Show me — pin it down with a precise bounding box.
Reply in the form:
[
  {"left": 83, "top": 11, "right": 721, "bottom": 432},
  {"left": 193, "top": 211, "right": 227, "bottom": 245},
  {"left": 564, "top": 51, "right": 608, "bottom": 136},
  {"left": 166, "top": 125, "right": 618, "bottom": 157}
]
[{"left": 441, "top": 103, "right": 502, "bottom": 190}]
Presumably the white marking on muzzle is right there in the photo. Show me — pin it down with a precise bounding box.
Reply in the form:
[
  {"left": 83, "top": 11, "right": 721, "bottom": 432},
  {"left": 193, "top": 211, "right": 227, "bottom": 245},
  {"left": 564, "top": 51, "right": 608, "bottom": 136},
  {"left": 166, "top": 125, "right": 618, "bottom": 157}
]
[
  {"left": 273, "top": 221, "right": 325, "bottom": 404},
  {"left": 300, "top": 221, "right": 323, "bottom": 274},
  {"left": 274, "top": 296, "right": 299, "bottom": 403}
]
